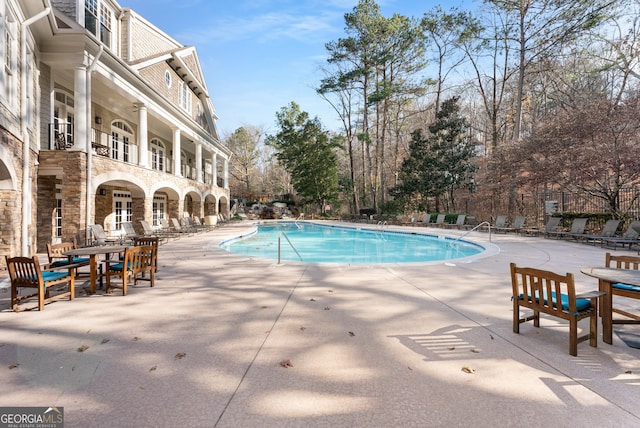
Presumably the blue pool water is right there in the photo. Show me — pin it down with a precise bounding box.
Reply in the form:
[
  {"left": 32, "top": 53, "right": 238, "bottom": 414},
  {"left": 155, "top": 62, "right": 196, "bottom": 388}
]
[{"left": 219, "top": 222, "right": 484, "bottom": 264}]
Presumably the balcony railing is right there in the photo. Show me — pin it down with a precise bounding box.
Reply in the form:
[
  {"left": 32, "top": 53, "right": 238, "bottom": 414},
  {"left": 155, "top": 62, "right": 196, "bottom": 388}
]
[
  {"left": 47, "top": 122, "right": 221, "bottom": 187},
  {"left": 49, "top": 122, "right": 74, "bottom": 150}
]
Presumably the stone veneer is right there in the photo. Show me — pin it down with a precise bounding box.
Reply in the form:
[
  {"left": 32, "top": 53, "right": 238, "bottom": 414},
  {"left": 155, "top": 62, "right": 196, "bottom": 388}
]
[
  {"left": 35, "top": 150, "right": 228, "bottom": 250},
  {"left": 1, "top": 128, "right": 38, "bottom": 270}
]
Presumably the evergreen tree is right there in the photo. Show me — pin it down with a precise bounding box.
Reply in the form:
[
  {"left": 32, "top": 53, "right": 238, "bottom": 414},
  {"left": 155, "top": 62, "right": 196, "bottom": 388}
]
[
  {"left": 266, "top": 102, "right": 341, "bottom": 212},
  {"left": 391, "top": 97, "right": 476, "bottom": 211}
]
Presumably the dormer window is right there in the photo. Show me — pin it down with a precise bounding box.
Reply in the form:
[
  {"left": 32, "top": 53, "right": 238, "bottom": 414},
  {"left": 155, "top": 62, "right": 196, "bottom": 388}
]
[{"left": 85, "top": 0, "right": 112, "bottom": 48}]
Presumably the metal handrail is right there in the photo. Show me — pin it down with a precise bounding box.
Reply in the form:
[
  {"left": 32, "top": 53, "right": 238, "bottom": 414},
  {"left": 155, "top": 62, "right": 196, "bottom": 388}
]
[
  {"left": 449, "top": 221, "right": 492, "bottom": 244},
  {"left": 278, "top": 232, "right": 303, "bottom": 263}
]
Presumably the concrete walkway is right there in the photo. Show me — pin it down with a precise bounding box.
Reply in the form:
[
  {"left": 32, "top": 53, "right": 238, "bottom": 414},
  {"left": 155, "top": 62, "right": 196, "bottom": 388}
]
[{"left": 1, "top": 221, "right": 639, "bottom": 427}]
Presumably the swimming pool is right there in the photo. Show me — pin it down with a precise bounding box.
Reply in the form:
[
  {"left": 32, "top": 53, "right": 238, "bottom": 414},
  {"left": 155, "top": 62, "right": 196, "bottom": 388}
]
[{"left": 219, "top": 222, "right": 485, "bottom": 264}]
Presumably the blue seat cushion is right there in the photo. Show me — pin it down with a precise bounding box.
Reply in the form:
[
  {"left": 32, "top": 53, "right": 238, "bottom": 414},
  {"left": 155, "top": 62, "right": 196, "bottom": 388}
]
[
  {"left": 517, "top": 291, "right": 591, "bottom": 313},
  {"left": 41, "top": 271, "right": 70, "bottom": 285},
  {"left": 50, "top": 257, "right": 90, "bottom": 267},
  {"left": 109, "top": 262, "right": 124, "bottom": 272},
  {"left": 612, "top": 283, "right": 640, "bottom": 293}
]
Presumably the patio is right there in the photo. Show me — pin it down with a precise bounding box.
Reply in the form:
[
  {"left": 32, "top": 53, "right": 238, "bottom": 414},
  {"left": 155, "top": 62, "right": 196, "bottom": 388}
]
[{"left": 1, "top": 221, "right": 639, "bottom": 427}]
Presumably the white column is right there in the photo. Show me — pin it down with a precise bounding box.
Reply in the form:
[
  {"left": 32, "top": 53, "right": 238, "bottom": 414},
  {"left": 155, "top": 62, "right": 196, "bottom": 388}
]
[
  {"left": 173, "top": 127, "right": 182, "bottom": 177},
  {"left": 195, "top": 141, "right": 202, "bottom": 182},
  {"left": 224, "top": 158, "right": 229, "bottom": 189},
  {"left": 74, "top": 65, "right": 88, "bottom": 152},
  {"left": 137, "top": 103, "right": 149, "bottom": 167},
  {"left": 212, "top": 152, "right": 218, "bottom": 187}
]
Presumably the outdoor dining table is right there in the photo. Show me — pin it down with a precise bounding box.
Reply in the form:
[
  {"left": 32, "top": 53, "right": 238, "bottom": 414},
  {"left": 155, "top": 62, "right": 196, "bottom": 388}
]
[
  {"left": 580, "top": 266, "right": 640, "bottom": 345},
  {"left": 63, "top": 244, "right": 130, "bottom": 294}
]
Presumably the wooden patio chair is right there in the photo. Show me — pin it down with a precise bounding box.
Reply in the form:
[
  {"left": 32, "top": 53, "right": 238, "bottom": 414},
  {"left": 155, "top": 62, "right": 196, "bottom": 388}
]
[
  {"left": 46, "top": 241, "right": 92, "bottom": 279},
  {"left": 510, "top": 262, "right": 599, "bottom": 356},
  {"left": 133, "top": 236, "right": 159, "bottom": 273},
  {"left": 5, "top": 255, "right": 74, "bottom": 311},
  {"left": 105, "top": 245, "right": 155, "bottom": 296},
  {"left": 604, "top": 253, "right": 640, "bottom": 328}
]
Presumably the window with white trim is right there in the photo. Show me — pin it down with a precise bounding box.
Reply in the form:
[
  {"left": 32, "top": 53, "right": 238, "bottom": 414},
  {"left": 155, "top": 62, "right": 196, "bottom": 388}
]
[
  {"left": 152, "top": 194, "right": 167, "bottom": 227},
  {"left": 53, "top": 91, "right": 75, "bottom": 149},
  {"left": 150, "top": 139, "right": 166, "bottom": 172},
  {"left": 55, "top": 187, "right": 63, "bottom": 239},
  {"left": 1, "top": 2, "right": 17, "bottom": 108},
  {"left": 179, "top": 81, "right": 192, "bottom": 113},
  {"left": 85, "top": 0, "right": 112, "bottom": 48},
  {"left": 113, "top": 191, "right": 132, "bottom": 232},
  {"left": 111, "top": 121, "right": 134, "bottom": 163}
]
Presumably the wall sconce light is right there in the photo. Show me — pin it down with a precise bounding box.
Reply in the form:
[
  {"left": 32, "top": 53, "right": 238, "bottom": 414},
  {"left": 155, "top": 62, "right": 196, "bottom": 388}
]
[
  {"left": 99, "top": 189, "right": 107, "bottom": 196},
  {"left": 95, "top": 116, "right": 102, "bottom": 125}
]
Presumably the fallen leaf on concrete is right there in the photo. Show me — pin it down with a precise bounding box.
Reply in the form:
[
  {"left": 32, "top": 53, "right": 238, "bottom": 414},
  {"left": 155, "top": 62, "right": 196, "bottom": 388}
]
[
  {"left": 448, "top": 347, "right": 455, "bottom": 351},
  {"left": 625, "top": 370, "right": 633, "bottom": 374},
  {"left": 300, "top": 326, "right": 306, "bottom": 331},
  {"left": 260, "top": 306, "right": 268, "bottom": 309},
  {"left": 133, "top": 337, "right": 141, "bottom": 341},
  {"left": 8, "top": 363, "right": 19, "bottom": 369},
  {"left": 471, "top": 349, "right": 480, "bottom": 353},
  {"left": 324, "top": 306, "right": 330, "bottom": 310},
  {"left": 280, "top": 359, "right": 293, "bottom": 368},
  {"left": 490, "top": 334, "right": 494, "bottom": 340},
  {"left": 77, "top": 345, "right": 89, "bottom": 352},
  {"left": 175, "top": 353, "right": 186, "bottom": 360},
  {"left": 149, "top": 365, "right": 157, "bottom": 372},
  {"left": 462, "top": 366, "right": 475, "bottom": 374},
  {"left": 101, "top": 339, "right": 110, "bottom": 344},
  {"left": 310, "top": 298, "right": 316, "bottom": 302},
  {"left": 328, "top": 289, "right": 333, "bottom": 293},
  {"left": 348, "top": 331, "right": 355, "bottom": 336}
]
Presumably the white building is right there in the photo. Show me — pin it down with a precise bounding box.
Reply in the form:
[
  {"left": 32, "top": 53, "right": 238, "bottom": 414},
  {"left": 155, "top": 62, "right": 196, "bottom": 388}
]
[{"left": 0, "top": 0, "right": 232, "bottom": 266}]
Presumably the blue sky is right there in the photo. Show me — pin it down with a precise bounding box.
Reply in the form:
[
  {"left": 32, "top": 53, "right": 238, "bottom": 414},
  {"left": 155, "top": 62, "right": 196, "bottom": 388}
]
[{"left": 121, "top": 0, "right": 473, "bottom": 136}]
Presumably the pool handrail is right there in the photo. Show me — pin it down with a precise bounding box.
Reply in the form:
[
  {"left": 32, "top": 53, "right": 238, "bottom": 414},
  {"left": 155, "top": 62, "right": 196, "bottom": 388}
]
[
  {"left": 278, "top": 232, "right": 304, "bottom": 263},
  {"left": 449, "top": 221, "right": 492, "bottom": 244}
]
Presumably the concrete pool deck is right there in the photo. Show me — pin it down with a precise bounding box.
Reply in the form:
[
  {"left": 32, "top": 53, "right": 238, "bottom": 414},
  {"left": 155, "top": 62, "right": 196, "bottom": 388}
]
[{"left": 1, "top": 220, "right": 639, "bottom": 427}]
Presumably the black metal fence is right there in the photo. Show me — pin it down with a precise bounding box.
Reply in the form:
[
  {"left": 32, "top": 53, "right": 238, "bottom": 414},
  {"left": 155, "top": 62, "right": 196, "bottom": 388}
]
[{"left": 452, "top": 186, "right": 640, "bottom": 232}]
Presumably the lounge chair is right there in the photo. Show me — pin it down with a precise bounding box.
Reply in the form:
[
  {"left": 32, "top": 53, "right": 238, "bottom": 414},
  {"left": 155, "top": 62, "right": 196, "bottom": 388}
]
[
  {"left": 5, "top": 255, "right": 75, "bottom": 311},
  {"left": 524, "top": 216, "right": 561, "bottom": 237},
  {"left": 491, "top": 215, "right": 508, "bottom": 233},
  {"left": 431, "top": 214, "right": 446, "bottom": 227},
  {"left": 495, "top": 215, "right": 525, "bottom": 233},
  {"left": 139, "top": 220, "right": 170, "bottom": 241},
  {"left": 402, "top": 213, "right": 419, "bottom": 225},
  {"left": 121, "top": 221, "right": 142, "bottom": 242},
  {"left": 420, "top": 213, "right": 433, "bottom": 225},
  {"left": 90, "top": 224, "right": 122, "bottom": 246},
  {"left": 600, "top": 221, "right": 640, "bottom": 249},
  {"left": 443, "top": 214, "right": 466, "bottom": 229},
  {"left": 183, "top": 217, "right": 208, "bottom": 232},
  {"left": 547, "top": 218, "right": 588, "bottom": 240},
  {"left": 171, "top": 217, "right": 193, "bottom": 235},
  {"left": 574, "top": 219, "right": 621, "bottom": 244}
]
